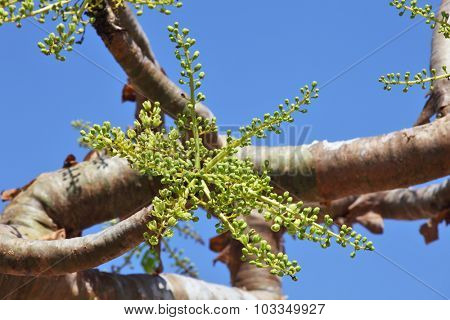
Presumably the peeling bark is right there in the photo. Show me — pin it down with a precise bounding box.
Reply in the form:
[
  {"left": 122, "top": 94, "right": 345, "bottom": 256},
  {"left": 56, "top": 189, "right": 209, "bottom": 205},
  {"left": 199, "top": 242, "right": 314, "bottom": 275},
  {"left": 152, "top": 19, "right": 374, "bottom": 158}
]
[
  {"left": 343, "top": 179, "right": 450, "bottom": 221},
  {"left": 327, "top": 179, "right": 450, "bottom": 235}
]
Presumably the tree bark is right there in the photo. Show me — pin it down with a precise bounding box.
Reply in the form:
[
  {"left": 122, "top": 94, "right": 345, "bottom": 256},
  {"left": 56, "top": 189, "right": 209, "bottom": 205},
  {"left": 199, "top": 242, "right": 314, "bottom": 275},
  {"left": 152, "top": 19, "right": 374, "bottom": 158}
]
[
  {"left": 0, "top": 272, "right": 277, "bottom": 300},
  {"left": 0, "top": 206, "right": 153, "bottom": 276},
  {"left": 0, "top": 157, "right": 159, "bottom": 239},
  {"left": 325, "top": 179, "right": 450, "bottom": 234},
  {"left": 240, "top": 117, "right": 450, "bottom": 202}
]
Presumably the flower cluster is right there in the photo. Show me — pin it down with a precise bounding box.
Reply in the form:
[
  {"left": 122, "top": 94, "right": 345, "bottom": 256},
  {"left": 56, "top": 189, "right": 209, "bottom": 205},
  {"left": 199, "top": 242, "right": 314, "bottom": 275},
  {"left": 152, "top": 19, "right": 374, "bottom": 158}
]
[
  {"left": 379, "top": 66, "right": 450, "bottom": 92},
  {"left": 0, "top": 0, "right": 182, "bottom": 60},
  {"left": 382, "top": 2, "right": 450, "bottom": 92},
  {"left": 81, "top": 23, "right": 374, "bottom": 281},
  {"left": 390, "top": 0, "right": 450, "bottom": 38}
]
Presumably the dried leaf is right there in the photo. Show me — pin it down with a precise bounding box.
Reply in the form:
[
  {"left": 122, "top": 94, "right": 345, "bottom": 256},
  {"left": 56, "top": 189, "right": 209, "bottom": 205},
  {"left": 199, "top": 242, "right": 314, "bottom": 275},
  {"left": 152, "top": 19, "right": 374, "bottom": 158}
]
[
  {"left": 419, "top": 210, "right": 450, "bottom": 244},
  {"left": 122, "top": 82, "right": 136, "bottom": 103},
  {"left": 209, "top": 233, "right": 230, "bottom": 253},
  {"left": 419, "top": 220, "right": 439, "bottom": 244},
  {"left": 63, "top": 154, "right": 78, "bottom": 168},
  {"left": 212, "top": 244, "right": 232, "bottom": 266}
]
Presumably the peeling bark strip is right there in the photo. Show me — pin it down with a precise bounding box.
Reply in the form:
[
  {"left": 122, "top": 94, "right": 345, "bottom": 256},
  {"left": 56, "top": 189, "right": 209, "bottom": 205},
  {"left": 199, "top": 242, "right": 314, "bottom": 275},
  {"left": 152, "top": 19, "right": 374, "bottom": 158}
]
[
  {"left": 0, "top": 157, "right": 159, "bottom": 239},
  {"left": 0, "top": 272, "right": 274, "bottom": 300},
  {"left": 240, "top": 117, "right": 450, "bottom": 202},
  {"left": 0, "top": 206, "right": 152, "bottom": 276},
  {"left": 343, "top": 179, "right": 450, "bottom": 221},
  {"left": 416, "top": 0, "right": 450, "bottom": 125},
  {"left": 326, "top": 179, "right": 450, "bottom": 235}
]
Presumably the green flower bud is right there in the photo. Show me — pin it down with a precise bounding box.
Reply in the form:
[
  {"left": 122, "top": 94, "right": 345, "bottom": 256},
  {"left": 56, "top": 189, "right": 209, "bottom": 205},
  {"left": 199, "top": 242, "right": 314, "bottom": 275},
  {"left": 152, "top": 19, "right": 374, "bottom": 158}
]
[{"left": 271, "top": 224, "right": 280, "bottom": 232}]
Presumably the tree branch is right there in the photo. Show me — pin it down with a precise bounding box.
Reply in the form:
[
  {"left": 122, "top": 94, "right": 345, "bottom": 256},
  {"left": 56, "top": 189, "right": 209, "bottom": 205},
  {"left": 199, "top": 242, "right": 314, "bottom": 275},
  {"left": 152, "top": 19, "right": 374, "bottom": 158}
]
[
  {"left": 0, "top": 206, "right": 153, "bottom": 276},
  {"left": 0, "top": 271, "right": 277, "bottom": 299},
  {"left": 345, "top": 179, "right": 449, "bottom": 221},
  {"left": 326, "top": 179, "right": 450, "bottom": 234},
  {"left": 240, "top": 117, "right": 450, "bottom": 202},
  {"left": 116, "top": 4, "right": 159, "bottom": 66},
  {"left": 1, "top": 157, "right": 159, "bottom": 239}
]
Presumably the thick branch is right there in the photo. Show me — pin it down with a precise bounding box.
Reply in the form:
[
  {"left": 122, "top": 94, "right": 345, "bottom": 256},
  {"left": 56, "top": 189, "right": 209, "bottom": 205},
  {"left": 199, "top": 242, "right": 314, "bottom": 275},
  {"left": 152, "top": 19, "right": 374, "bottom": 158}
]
[
  {"left": 240, "top": 117, "right": 450, "bottom": 202},
  {"left": 0, "top": 271, "right": 275, "bottom": 300},
  {"left": 325, "top": 179, "right": 450, "bottom": 234},
  {"left": 0, "top": 206, "right": 152, "bottom": 276},
  {"left": 342, "top": 179, "right": 450, "bottom": 221},
  {"left": 116, "top": 4, "right": 158, "bottom": 66},
  {"left": 2, "top": 119, "right": 448, "bottom": 243},
  {"left": 0, "top": 157, "right": 159, "bottom": 239},
  {"left": 115, "top": 4, "right": 167, "bottom": 121}
]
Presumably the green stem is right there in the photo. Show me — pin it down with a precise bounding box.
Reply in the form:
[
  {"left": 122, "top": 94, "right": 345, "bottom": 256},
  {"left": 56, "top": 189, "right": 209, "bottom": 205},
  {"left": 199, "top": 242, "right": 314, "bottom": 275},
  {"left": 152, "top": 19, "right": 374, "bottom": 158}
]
[
  {"left": 217, "top": 213, "right": 236, "bottom": 234},
  {"left": 400, "top": 4, "right": 450, "bottom": 34},
  {"left": 396, "top": 72, "right": 450, "bottom": 86},
  {"left": 254, "top": 192, "right": 356, "bottom": 247},
  {"left": 5, "top": 0, "right": 72, "bottom": 22},
  {"left": 202, "top": 95, "right": 310, "bottom": 173},
  {"left": 182, "top": 46, "right": 201, "bottom": 170}
]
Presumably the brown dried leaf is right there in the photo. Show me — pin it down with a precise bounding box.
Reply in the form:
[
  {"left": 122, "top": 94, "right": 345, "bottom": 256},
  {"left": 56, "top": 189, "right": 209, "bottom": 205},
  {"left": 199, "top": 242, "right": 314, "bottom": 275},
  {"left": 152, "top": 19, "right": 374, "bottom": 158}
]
[
  {"left": 209, "top": 233, "right": 230, "bottom": 253},
  {"left": 122, "top": 83, "right": 137, "bottom": 103},
  {"left": 63, "top": 154, "right": 78, "bottom": 168},
  {"left": 419, "top": 210, "right": 450, "bottom": 244},
  {"left": 419, "top": 220, "right": 439, "bottom": 244},
  {"left": 212, "top": 244, "right": 232, "bottom": 266}
]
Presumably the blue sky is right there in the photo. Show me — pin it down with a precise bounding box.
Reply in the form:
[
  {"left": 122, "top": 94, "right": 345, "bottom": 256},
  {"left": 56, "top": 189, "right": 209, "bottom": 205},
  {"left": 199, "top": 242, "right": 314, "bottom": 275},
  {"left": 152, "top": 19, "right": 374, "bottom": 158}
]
[{"left": 1, "top": 0, "right": 449, "bottom": 299}]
